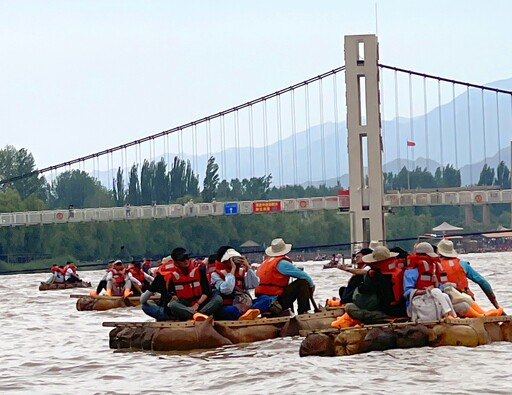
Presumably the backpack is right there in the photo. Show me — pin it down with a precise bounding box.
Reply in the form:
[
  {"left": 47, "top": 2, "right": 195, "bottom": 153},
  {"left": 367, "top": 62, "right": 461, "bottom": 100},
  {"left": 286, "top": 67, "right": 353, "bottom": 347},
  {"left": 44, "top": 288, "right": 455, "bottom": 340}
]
[{"left": 410, "top": 289, "right": 444, "bottom": 322}]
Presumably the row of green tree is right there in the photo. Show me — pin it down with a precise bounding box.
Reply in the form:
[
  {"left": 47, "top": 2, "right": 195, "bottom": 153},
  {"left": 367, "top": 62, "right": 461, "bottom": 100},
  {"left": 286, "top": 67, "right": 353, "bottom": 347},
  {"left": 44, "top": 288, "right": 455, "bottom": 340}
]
[{"left": 0, "top": 145, "right": 511, "bottom": 265}]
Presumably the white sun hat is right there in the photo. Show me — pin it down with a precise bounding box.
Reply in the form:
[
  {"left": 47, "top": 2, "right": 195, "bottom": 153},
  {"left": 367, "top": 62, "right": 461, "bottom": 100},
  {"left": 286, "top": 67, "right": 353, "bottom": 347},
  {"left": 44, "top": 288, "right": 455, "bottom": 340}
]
[
  {"left": 415, "top": 242, "right": 438, "bottom": 257},
  {"left": 221, "top": 248, "right": 242, "bottom": 262},
  {"left": 265, "top": 238, "right": 292, "bottom": 257},
  {"left": 362, "top": 246, "right": 398, "bottom": 263}
]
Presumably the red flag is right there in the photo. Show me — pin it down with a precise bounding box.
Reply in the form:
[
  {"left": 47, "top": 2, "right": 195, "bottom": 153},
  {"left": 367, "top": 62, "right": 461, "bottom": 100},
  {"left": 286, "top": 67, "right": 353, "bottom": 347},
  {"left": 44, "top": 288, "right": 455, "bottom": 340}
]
[{"left": 407, "top": 140, "right": 416, "bottom": 147}]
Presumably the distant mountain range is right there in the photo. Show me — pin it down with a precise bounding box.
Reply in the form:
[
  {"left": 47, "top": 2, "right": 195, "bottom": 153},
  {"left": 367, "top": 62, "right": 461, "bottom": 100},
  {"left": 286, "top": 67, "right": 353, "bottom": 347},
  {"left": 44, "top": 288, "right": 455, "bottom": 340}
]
[{"left": 96, "top": 77, "right": 512, "bottom": 189}]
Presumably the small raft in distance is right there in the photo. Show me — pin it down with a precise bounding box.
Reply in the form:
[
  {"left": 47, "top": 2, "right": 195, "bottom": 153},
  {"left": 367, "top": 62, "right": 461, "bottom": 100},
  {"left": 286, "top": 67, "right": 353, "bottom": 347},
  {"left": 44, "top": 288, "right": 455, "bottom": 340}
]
[
  {"left": 71, "top": 294, "right": 144, "bottom": 311},
  {"left": 39, "top": 281, "right": 92, "bottom": 291},
  {"left": 104, "top": 308, "right": 345, "bottom": 352}
]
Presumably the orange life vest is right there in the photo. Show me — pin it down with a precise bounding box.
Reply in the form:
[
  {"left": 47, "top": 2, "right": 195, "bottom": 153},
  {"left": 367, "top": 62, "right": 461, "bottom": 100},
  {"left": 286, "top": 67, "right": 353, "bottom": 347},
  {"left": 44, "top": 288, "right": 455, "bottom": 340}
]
[
  {"left": 214, "top": 266, "right": 248, "bottom": 305},
  {"left": 406, "top": 254, "right": 438, "bottom": 290},
  {"left": 112, "top": 267, "right": 126, "bottom": 284},
  {"left": 255, "top": 256, "right": 293, "bottom": 296},
  {"left": 129, "top": 267, "right": 145, "bottom": 283},
  {"left": 157, "top": 261, "right": 175, "bottom": 275},
  {"left": 368, "top": 257, "right": 404, "bottom": 305},
  {"left": 436, "top": 257, "right": 472, "bottom": 296},
  {"left": 167, "top": 264, "right": 203, "bottom": 302}
]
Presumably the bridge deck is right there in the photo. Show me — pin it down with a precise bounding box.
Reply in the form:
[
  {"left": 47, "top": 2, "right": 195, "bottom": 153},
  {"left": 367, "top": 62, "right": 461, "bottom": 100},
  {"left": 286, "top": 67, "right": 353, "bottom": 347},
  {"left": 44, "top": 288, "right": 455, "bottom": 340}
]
[{"left": 1, "top": 189, "right": 511, "bottom": 227}]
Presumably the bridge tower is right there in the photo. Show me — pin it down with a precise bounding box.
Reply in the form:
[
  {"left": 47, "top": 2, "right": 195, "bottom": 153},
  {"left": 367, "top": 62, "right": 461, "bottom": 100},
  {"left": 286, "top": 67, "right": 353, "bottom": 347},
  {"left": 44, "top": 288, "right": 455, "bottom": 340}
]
[{"left": 345, "top": 34, "right": 385, "bottom": 247}]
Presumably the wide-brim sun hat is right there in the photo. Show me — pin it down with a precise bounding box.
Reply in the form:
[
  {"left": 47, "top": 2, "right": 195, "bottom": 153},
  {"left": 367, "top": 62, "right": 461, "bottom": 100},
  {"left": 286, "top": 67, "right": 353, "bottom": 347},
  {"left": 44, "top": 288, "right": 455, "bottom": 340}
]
[
  {"left": 221, "top": 248, "right": 242, "bottom": 262},
  {"left": 415, "top": 242, "right": 438, "bottom": 257},
  {"left": 362, "top": 246, "right": 398, "bottom": 263},
  {"left": 437, "top": 239, "right": 458, "bottom": 258},
  {"left": 265, "top": 238, "right": 292, "bottom": 257}
]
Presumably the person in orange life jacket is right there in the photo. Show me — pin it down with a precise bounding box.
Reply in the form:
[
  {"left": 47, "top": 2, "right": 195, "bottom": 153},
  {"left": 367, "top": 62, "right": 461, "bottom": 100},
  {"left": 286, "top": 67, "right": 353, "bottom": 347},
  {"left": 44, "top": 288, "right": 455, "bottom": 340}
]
[
  {"left": 255, "top": 238, "right": 315, "bottom": 315},
  {"left": 204, "top": 254, "right": 217, "bottom": 282},
  {"left": 126, "top": 261, "right": 154, "bottom": 296},
  {"left": 166, "top": 247, "right": 223, "bottom": 321},
  {"left": 344, "top": 246, "right": 407, "bottom": 325},
  {"left": 64, "top": 261, "right": 81, "bottom": 283},
  {"left": 403, "top": 242, "right": 456, "bottom": 318},
  {"left": 337, "top": 248, "right": 373, "bottom": 303},
  {"left": 140, "top": 259, "right": 177, "bottom": 321},
  {"left": 211, "top": 246, "right": 261, "bottom": 320},
  {"left": 45, "top": 264, "right": 66, "bottom": 284},
  {"left": 105, "top": 260, "right": 133, "bottom": 297},
  {"left": 436, "top": 239, "right": 504, "bottom": 317},
  {"left": 89, "top": 260, "right": 114, "bottom": 296}
]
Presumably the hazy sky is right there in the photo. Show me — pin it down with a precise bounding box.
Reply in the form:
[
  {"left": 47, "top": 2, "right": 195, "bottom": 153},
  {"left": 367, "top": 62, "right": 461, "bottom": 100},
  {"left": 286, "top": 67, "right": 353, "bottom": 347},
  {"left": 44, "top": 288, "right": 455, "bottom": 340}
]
[{"left": 1, "top": 0, "right": 512, "bottom": 169}]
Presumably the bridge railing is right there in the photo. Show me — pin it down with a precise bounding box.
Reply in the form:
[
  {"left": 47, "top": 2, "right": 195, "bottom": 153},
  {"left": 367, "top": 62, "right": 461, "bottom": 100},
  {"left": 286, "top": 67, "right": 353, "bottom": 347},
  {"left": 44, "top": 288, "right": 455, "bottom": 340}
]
[{"left": 1, "top": 190, "right": 511, "bottom": 227}]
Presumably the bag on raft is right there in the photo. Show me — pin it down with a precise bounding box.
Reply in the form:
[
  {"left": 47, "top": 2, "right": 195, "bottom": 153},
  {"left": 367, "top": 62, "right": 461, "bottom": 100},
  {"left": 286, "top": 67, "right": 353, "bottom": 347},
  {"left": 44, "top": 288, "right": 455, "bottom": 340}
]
[{"left": 410, "top": 289, "right": 443, "bottom": 322}]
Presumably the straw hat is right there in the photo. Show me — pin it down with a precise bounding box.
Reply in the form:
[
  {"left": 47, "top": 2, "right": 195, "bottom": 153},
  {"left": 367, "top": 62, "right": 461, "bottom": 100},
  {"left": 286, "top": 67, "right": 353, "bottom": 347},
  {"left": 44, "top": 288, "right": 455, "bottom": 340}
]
[
  {"left": 437, "top": 239, "right": 458, "bottom": 258},
  {"left": 362, "top": 246, "right": 398, "bottom": 263},
  {"left": 415, "top": 242, "right": 438, "bottom": 257},
  {"left": 265, "top": 238, "right": 292, "bottom": 257}
]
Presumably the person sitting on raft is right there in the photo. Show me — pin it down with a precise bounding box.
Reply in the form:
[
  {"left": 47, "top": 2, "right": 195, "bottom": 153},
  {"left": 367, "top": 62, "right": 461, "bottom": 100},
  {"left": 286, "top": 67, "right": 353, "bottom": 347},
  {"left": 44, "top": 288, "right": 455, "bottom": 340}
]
[
  {"left": 436, "top": 239, "right": 504, "bottom": 317},
  {"left": 255, "top": 237, "right": 315, "bottom": 316},
  {"left": 404, "top": 242, "right": 456, "bottom": 320},
  {"left": 126, "top": 261, "right": 154, "bottom": 296},
  {"left": 337, "top": 247, "right": 373, "bottom": 304},
  {"left": 105, "top": 260, "right": 133, "bottom": 298},
  {"left": 89, "top": 260, "right": 114, "bottom": 296},
  {"left": 45, "top": 264, "right": 66, "bottom": 284},
  {"left": 334, "top": 246, "right": 407, "bottom": 327},
  {"left": 142, "top": 247, "right": 223, "bottom": 321},
  {"left": 142, "top": 258, "right": 152, "bottom": 274},
  {"left": 64, "top": 261, "right": 82, "bottom": 283},
  {"left": 140, "top": 260, "right": 177, "bottom": 322},
  {"left": 211, "top": 246, "right": 261, "bottom": 320}
]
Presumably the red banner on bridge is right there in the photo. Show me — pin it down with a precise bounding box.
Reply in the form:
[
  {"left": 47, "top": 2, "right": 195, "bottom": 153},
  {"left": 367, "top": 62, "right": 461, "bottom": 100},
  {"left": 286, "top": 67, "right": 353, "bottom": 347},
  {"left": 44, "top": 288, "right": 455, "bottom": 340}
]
[{"left": 253, "top": 201, "right": 282, "bottom": 213}]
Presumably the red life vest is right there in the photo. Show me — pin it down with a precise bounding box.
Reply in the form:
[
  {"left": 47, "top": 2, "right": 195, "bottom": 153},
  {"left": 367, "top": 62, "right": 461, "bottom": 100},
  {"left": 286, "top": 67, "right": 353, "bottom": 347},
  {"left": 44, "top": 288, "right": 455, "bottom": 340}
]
[
  {"left": 368, "top": 257, "right": 404, "bottom": 305},
  {"left": 64, "top": 264, "right": 77, "bottom": 274},
  {"left": 112, "top": 267, "right": 126, "bottom": 284},
  {"left": 436, "top": 257, "right": 473, "bottom": 297},
  {"left": 255, "top": 256, "right": 293, "bottom": 296},
  {"left": 51, "top": 266, "right": 60, "bottom": 273},
  {"left": 129, "top": 267, "right": 145, "bottom": 283},
  {"left": 167, "top": 264, "right": 203, "bottom": 302},
  {"left": 214, "top": 266, "right": 248, "bottom": 305},
  {"left": 407, "top": 254, "right": 438, "bottom": 290}
]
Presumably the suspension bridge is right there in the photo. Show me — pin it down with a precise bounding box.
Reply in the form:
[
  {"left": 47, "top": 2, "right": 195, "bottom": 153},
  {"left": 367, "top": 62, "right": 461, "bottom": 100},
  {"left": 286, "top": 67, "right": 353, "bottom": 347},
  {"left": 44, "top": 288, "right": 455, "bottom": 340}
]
[{"left": 1, "top": 35, "right": 511, "bottom": 243}]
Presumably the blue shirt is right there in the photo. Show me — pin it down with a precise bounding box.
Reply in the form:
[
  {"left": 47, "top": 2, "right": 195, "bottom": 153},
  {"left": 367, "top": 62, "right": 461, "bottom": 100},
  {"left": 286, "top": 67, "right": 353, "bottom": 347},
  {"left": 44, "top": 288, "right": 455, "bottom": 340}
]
[
  {"left": 460, "top": 260, "right": 493, "bottom": 295},
  {"left": 276, "top": 260, "right": 314, "bottom": 287}
]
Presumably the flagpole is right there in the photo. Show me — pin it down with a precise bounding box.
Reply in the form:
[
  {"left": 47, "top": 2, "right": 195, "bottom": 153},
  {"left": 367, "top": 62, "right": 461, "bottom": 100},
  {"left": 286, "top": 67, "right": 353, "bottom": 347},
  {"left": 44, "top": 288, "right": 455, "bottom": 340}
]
[{"left": 407, "top": 143, "right": 410, "bottom": 190}]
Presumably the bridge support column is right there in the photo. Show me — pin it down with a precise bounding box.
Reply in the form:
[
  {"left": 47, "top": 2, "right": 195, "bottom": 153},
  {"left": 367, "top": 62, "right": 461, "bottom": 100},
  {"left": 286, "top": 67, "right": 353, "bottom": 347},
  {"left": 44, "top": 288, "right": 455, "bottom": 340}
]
[
  {"left": 482, "top": 204, "right": 491, "bottom": 226},
  {"left": 345, "top": 34, "right": 384, "bottom": 247},
  {"left": 464, "top": 205, "right": 474, "bottom": 226}
]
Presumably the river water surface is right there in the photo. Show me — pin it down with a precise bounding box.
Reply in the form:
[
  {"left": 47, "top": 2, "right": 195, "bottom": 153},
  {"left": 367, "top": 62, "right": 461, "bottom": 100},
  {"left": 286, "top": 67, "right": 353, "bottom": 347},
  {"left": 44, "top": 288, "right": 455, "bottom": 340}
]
[{"left": 1, "top": 252, "right": 511, "bottom": 394}]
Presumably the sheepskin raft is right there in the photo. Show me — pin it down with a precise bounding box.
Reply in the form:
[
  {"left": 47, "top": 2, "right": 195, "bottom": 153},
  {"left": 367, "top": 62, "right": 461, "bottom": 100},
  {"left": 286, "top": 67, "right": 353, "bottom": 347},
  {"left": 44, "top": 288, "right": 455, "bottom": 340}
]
[
  {"left": 299, "top": 315, "right": 512, "bottom": 357},
  {"left": 39, "top": 281, "right": 91, "bottom": 291},
  {"left": 71, "top": 294, "right": 144, "bottom": 311},
  {"left": 104, "top": 308, "right": 344, "bottom": 352}
]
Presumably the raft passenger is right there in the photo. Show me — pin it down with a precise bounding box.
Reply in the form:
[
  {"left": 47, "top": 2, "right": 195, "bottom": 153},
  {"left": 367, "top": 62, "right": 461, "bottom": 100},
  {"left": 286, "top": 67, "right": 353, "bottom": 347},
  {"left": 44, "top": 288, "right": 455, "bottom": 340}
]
[
  {"left": 255, "top": 238, "right": 315, "bottom": 315},
  {"left": 339, "top": 246, "right": 407, "bottom": 326},
  {"left": 127, "top": 261, "right": 154, "bottom": 296},
  {"left": 105, "top": 260, "right": 133, "bottom": 298},
  {"left": 337, "top": 247, "right": 373, "bottom": 303},
  {"left": 436, "top": 239, "right": 504, "bottom": 317},
  {"left": 211, "top": 246, "right": 261, "bottom": 320},
  {"left": 45, "top": 264, "right": 66, "bottom": 284},
  {"left": 64, "top": 261, "right": 81, "bottom": 283},
  {"left": 165, "top": 247, "right": 223, "bottom": 321},
  {"left": 404, "top": 242, "right": 456, "bottom": 320},
  {"left": 89, "top": 260, "right": 114, "bottom": 296}
]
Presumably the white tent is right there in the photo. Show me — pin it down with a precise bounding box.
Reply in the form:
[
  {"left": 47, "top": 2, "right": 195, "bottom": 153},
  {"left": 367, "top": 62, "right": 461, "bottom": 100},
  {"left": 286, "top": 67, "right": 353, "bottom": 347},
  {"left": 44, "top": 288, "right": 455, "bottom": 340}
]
[{"left": 432, "top": 222, "right": 463, "bottom": 233}]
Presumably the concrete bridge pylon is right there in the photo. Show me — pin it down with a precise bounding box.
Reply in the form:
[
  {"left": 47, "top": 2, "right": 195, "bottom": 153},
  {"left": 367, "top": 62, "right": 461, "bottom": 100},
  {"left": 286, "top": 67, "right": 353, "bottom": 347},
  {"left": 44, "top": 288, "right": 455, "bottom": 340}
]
[{"left": 345, "top": 34, "right": 385, "bottom": 248}]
